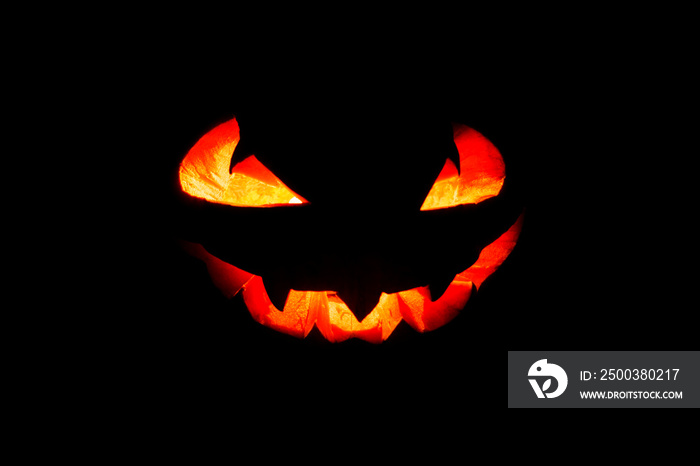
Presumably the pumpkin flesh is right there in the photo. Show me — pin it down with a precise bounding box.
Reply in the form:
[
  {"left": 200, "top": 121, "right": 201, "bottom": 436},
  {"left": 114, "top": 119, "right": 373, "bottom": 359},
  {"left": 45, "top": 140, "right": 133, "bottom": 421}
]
[{"left": 179, "top": 118, "right": 522, "bottom": 342}]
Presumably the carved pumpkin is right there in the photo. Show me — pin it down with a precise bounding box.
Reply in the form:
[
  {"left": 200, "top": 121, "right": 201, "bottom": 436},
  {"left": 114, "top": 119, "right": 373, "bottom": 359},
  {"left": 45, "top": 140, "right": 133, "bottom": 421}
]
[{"left": 177, "top": 115, "right": 523, "bottom": 343}]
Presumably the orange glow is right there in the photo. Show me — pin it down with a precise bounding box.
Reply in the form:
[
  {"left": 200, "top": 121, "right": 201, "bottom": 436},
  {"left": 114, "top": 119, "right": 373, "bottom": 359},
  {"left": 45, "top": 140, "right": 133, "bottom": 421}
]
[
  {"left": 179, "top": 117, "right": 523, "bottom": 343},
  {"left": 420, "top": 124, "right": 505, "bottom": 210},
  {"left": 240, "top": 278, "right": 403, "bottom": 343},
  {"left": 179, "top": 118, "right": 308, "bottom": 206}
]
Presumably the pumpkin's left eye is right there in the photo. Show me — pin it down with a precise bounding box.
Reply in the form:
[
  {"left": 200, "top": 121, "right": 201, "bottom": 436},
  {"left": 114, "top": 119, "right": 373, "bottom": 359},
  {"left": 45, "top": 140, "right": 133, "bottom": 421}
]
[{"left": 179, "top": 118, "right": 309, "bottom": 207}]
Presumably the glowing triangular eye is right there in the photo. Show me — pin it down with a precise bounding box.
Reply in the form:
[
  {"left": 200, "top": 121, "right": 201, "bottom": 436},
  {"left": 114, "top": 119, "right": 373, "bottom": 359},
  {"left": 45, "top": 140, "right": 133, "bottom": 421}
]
[
  {"left": 179, "top": 118, "right": 308, "bottom": 207},
  {"left": 420, "top": 124, "right": 506, "bottom": 211},
  {"left": 228, "top": 155, "right": 309, "bottom": 206}
]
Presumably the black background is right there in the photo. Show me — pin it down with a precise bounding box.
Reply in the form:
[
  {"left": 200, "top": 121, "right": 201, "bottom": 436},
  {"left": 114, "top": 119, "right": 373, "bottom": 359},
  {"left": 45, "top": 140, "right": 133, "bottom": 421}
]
[{"left": 101, "top": 45, "right": 695, "bottom": 414}]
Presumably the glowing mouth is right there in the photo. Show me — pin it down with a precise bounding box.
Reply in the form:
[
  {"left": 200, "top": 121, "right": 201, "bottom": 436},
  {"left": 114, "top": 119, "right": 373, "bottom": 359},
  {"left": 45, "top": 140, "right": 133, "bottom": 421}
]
[{"left": 182, "top": 213, "right": 522, "bottom": 343}]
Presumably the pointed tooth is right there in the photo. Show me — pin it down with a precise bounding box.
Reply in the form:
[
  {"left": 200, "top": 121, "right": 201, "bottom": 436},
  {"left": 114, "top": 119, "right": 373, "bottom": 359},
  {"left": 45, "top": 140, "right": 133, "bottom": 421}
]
[
  {"left": 262, "top": 277, "right": 291, "bottom": 312},
  {"left": 336, "top": 289, "right": 357, "bottom": 321},
  {"left": 428, "top": 273, "right": 456, "bottom": 302},
  {"left": 338, "top": 289, "right": 383, "bottom": 322}
]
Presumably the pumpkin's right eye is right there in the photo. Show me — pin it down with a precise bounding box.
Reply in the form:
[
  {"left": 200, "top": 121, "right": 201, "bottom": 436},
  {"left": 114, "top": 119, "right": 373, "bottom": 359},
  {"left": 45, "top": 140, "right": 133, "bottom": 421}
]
[{"left": 420, "top": 124, "right": 506, "bottom": 211}]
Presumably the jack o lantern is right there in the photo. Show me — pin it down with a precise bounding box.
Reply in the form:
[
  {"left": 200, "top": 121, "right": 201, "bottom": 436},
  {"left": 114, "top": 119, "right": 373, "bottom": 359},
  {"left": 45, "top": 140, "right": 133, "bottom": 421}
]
[{"left": 177, "top": 114, "right": 523, "bottom": 343}]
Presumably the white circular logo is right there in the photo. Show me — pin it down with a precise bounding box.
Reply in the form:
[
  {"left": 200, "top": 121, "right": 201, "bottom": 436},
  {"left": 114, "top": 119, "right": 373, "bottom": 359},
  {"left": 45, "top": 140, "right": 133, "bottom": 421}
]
[{"left": 528, "top": 359, "right": 568, "bottom": 398}]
